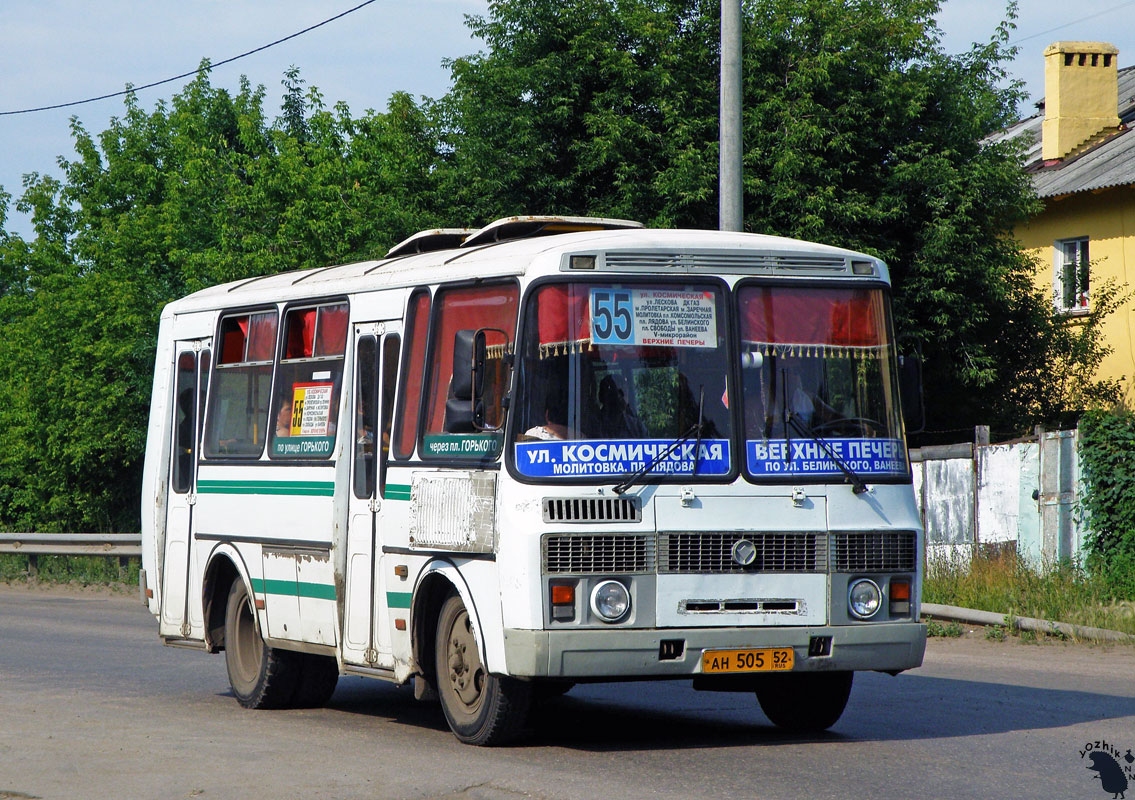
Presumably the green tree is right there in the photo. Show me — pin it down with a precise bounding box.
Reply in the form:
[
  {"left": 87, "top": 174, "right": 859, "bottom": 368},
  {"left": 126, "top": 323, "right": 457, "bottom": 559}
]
[
  {"left": 437, "top": 0, "right": 1115, "bottom": 438},
  {"left": 0, "top": 66, "right": 444, "bottom": 533}
]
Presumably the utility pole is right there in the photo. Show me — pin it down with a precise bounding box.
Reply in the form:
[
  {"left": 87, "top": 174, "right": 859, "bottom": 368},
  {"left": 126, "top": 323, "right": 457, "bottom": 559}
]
[{"left": 719, "top": 0, "right": 742, "bottom": 231}]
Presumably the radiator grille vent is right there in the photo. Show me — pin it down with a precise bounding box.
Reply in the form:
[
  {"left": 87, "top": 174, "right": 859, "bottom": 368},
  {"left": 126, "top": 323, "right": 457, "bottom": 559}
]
[
  {"left": 602, "top": 252, "right": 848, "bottom": 273},
  {"left": 542, "top": 534, "right": 654, "bottom": 574},
  {"left": 832, "top": 531, "right": 918, "bottom": 572},
  {"left": 658, "top": 532, "right": 826, "bottom": 574},
  {"left": 542, "top": 496, "right": 641, "bottom": 523}
]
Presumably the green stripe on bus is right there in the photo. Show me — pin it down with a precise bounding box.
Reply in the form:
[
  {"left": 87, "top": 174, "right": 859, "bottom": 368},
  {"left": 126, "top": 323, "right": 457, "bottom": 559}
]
[
  {"left": 386, "top": 483, "right": 411, "bottom": 501},
  {"left": 198, "top": 479, "right": 335, "bottom": 497},
  {"left": 387, "top": 591, "right": 412, "bottom": 609},
  {"left": 250, "top": 578, "right": 337, "bottom": 601}
]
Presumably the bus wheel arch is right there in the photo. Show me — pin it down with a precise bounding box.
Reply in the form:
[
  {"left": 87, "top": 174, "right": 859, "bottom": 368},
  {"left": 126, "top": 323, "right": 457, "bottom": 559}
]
[
  {"left": 201, "top": 547, "right": 248, "bottom": 653},
  {"left": 411, "top": 570, "right": 464, "bottom": 695}
]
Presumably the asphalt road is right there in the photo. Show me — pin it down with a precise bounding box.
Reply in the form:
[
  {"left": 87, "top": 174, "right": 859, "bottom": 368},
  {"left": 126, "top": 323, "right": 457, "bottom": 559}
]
[{"left": 1, "top": 586, "right": 1133, "bottom": 800}]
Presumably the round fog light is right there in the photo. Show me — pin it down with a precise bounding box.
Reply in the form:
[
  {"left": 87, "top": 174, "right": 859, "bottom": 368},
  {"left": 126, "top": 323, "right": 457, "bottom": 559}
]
[
  {"left": 848, "top": 579, "right": 882, "bottom": 619},
  {"left": 590, "top": 580, "right": 630, "bottom": 623}
]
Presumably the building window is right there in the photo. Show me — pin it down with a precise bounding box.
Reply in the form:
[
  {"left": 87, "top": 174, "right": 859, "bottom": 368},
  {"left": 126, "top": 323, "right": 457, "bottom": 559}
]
[{"left": 1056, "top": 238, "right": 1089, "bottom": 313}]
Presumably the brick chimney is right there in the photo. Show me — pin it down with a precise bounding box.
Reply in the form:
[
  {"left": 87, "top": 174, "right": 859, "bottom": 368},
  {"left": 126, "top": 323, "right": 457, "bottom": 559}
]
[{"left": 1042, "top": 41, "right": 1120, "bottom": 161}]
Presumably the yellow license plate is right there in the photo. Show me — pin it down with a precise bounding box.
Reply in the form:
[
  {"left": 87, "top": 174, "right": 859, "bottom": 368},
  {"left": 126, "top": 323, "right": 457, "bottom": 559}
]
[{"left": 701, "top": 647, "right": 794, "bottom": 673}]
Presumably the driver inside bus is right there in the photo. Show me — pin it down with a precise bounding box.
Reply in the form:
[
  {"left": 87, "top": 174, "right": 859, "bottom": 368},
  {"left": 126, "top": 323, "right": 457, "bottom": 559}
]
[{"left": 524, "top": 391, "right": 573, "bottom": 440}]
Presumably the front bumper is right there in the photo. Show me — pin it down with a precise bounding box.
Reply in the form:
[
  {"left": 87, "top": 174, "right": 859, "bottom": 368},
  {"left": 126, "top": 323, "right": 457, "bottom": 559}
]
[{"left": 503, "top": 621, "right": 926, "bottom": 678}]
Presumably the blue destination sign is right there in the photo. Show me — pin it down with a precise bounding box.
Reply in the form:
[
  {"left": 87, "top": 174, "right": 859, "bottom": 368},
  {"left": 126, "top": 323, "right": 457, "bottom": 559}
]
[
  {"left": 747, "top": 437, "right": 907, "bottom": 477},
  {"left": 516, "top": 438, "right": 730, "bottom": 478}
]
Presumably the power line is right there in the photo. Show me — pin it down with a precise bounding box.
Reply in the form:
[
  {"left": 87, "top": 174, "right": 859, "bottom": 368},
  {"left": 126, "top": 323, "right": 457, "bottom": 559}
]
[
  {"left": 1009, "top": 0, "right": 1135, "bottom": 46},
  {"left": 0, "top": 0, "right": 378, "bottom": 116}
]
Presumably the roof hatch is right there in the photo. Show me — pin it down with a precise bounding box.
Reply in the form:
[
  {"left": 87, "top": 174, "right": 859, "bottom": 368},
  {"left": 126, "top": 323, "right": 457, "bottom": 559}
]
[
  {"left": 460, "top": 215, "right": 643, "bottom": 248},
  {"left": 385, "top": 228, "right": 477, "bottom": 258}
]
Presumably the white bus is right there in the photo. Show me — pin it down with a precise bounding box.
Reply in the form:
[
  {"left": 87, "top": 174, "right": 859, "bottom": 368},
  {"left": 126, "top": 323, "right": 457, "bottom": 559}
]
[{"left": 140, "top": 216, "right": 926, "bottom": 745}]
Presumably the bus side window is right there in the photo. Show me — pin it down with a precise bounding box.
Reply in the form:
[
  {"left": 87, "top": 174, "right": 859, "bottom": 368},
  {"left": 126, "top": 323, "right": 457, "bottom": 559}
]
[
  {"left": 203, "top": 311, "right": 277, "bottom": 458},
  {"left": 171, "top": 351, "right": 197, "bottom": 493},
  {"left": 394, "top": 290, "right": 430, "bottom": 460},
  {"left": 353, "top": 337, "right": 377, "bottom": 499},
  {"left": 269, "top": 301, "right": 348, "bottom": 460},
  {"left": 379, "top": 334, "right": 400, "bottom": 495},
  {"left": 421, "top": 283, "right": 518, "bottom": 458}
]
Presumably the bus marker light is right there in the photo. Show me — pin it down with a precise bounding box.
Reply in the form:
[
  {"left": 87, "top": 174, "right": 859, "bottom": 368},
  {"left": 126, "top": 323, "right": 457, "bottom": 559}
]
[
  {"left": 393, "top": 565, "right": 408, "bottom": 579},
  {"left": 255, "top": 598, "right": 265, "bottom": 610},
  {"left": 889, "top": 579, "right": 911, "bottom": 617},
  {"left": 395, "top": 618, "right": 407, "bottom": 631},
  {"left": 551, "top": 585, "right": 575, "bottom": 605}
]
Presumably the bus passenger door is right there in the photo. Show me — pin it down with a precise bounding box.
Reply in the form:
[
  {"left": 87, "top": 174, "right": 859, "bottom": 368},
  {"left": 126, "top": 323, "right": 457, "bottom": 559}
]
[
  {"left": 343, "top": 324, "right": 400, "bottom": 668},
  {"left": 159, "top": 340, "right": 211, "bottom": 640}
]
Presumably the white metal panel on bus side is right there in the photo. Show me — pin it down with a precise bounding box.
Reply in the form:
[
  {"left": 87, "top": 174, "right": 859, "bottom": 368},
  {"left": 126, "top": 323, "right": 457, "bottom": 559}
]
[{"left": 141, "top": 312, "right": 174, "bottom": 618}]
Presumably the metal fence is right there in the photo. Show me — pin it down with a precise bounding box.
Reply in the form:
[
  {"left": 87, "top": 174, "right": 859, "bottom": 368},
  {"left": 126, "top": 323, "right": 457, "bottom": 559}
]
[{"left": 0, "top": 533, "right": 141, "bottom": 577}]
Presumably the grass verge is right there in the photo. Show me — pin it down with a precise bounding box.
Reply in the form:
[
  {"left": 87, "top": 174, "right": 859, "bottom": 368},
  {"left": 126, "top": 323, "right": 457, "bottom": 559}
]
[
  {"left": 0, "top": 554, "right": 139, "bottom": 591},
  {"left": 924, "top": 549, "right": 1135, "bottom": 637}
]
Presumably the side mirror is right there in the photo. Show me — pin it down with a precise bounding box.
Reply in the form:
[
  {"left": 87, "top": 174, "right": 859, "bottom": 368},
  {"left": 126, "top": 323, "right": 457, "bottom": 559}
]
[
  {"left": 899, "top": 351, "right": 925, "bottom": 435},
  {"left": 450, "top": 329, "right": 476, "bottom": 401},
  {"left": 473, "top": 328, "right": 509, "bottom": 431}
]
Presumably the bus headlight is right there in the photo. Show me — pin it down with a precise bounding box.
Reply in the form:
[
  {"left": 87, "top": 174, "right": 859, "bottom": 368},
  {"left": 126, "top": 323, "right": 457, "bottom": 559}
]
[
  {"left": 848, "top": 579, "right": 882, "bottom": 619},
  {"left": 590, "top": 580, "right": 630, "bottom": 623}
]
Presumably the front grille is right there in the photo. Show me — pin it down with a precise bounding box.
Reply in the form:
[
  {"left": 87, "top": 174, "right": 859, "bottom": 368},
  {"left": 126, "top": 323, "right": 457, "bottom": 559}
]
[
  {"left": 658, "top": 532, "right": 826, "bottom": 573},
  {"left": 542, "top": 496, "right": 641, "bottom": 523},
  {"left": 832, "top": 531, "right": 918, "bottom": 572},
  {"left": 542, "top": 534, "right": 654, "bottom": 574}
]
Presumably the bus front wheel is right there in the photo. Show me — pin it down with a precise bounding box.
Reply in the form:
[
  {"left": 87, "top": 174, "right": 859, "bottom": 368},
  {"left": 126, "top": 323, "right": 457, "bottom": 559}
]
[
  {"left": 755, "top": 671, "right": 853, "bottom": 732},
  {"left": 434, "top": 592, "right": 531, "bottom": 745},
  {"left": 223, "top": 579, "right": 299, "bottom": 709}
]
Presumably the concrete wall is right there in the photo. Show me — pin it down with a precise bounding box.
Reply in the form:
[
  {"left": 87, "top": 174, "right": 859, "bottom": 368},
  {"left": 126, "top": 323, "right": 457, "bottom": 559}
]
[{"left": 913, "top": 430, "right": 1085, "bottom": 567}]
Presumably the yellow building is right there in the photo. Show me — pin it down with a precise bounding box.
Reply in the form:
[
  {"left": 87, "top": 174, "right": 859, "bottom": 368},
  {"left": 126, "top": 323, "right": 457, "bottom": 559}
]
[{"left": 1003, "top": 43, "right": 1135, "bottom": 394}]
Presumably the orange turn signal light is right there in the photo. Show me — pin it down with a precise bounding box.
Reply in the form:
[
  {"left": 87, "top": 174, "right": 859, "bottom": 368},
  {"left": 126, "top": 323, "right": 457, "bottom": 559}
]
[
  {"left": 890, "top": 580, "right": 911, "bottom": 601},
  {"left": 551, "top": 585, "right": 575, "bottom": 605}
]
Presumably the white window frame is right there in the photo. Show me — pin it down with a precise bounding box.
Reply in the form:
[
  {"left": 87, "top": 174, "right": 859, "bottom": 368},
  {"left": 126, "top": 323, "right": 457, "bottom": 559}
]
[{"left": 1054, "top": 237, "right": 1090, "bottom": 314}]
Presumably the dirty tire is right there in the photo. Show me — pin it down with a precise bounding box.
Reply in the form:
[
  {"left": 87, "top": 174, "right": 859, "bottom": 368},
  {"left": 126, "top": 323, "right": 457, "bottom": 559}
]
[
  {"left": 224, "top": 579, "right": 299, "bottom": 709},
  {"left": 292, "top": 653, "right": 339, "bottom": 708},
  {"left": 755, "top": 671, "right": 853, "bottom": 733},
  {"left": 435, "top": 592, "right": 531, "bottom": 745}
]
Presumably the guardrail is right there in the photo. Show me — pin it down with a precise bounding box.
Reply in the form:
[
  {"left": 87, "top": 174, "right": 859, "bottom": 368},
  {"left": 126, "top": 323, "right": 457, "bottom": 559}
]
[{"left": 0, "top": 533, "right": 141, "bottom": 577}]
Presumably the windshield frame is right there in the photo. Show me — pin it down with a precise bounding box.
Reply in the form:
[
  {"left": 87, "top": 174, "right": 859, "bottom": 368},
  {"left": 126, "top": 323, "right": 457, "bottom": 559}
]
[
  {"left": 734, "top": 277, "right": 912, "bottom": 488},
  {"left": 504, "top": 274, "right": 741, "bottom": 488}
]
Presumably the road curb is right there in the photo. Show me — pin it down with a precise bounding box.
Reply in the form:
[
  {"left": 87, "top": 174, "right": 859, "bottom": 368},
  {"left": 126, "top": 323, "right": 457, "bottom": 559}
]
[{"left": 921, "top": 602, "right": 1135, "bottom": 643}]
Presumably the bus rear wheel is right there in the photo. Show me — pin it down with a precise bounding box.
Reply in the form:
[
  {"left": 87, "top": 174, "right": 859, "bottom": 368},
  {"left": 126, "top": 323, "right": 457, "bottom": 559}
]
[
  {"left": 224, "top": 579, "right": 299, "bottom": 709},
  {"left": 755, "top": 671, "right": 853, "bottom": 733},
  {"left": 435, "top": 592, "right": 531, "bottom": 746}
]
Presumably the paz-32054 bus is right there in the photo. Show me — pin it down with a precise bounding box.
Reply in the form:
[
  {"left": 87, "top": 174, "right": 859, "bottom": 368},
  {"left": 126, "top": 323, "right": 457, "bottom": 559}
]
[{"left": 140, "top": 216, "right": 926, "bottom": 745}]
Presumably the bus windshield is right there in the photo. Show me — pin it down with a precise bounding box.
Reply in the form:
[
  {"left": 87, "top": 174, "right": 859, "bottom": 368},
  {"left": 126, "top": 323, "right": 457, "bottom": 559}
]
[
  {"left": 512, "top": 281, "right": 732, "bottom": 480},
  {"left": 737, "top": 283, "right": 907, "bottom": 480}
]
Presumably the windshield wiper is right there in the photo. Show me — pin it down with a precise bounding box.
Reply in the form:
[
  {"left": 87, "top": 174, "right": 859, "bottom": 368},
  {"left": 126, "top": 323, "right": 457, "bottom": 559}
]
[
  {"left": 789, "top": 413, "right": 867, "bottom": 492},
  {"left": 613, "top": 387, "right": 705, "bottom": 496},
  {"left": 786, "top": 414, "right": 869, "bottom": 495}
]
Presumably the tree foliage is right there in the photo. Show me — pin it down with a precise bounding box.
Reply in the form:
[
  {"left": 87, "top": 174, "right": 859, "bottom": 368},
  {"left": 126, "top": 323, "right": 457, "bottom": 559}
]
[
  {"left": 1078, "top": 407, "right": 1135, "bottom": 599},
  {"left": 0, "top": 1, "right": 1122, "bottom": 532}
]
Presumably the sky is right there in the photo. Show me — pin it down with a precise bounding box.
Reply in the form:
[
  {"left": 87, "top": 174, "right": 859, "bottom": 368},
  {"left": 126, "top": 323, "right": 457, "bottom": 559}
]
[{"left": 2, "top": 0, "right": 1134, "bottom": 239}]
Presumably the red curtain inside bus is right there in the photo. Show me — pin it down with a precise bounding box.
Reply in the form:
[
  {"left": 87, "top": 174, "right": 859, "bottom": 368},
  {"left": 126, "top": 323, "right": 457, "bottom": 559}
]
[
  {"left": 537, "top": 284, "right": 591, "bottom": 351},
  {"left": 315, "top": 304, "right": 348, "bottom": 356},
  {"left": 738, "top": 287, "right": 885, "bottom": 347}
]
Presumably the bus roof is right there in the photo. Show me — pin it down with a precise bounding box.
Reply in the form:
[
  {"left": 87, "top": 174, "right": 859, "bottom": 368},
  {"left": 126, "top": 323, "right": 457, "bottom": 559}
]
[{"left": 164, "top": 225, "right": 889, "bottom": 315}]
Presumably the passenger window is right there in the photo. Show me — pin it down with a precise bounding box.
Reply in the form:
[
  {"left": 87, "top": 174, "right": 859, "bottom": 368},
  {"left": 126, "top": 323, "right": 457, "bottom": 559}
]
[
  {"left": 353, "top": 337, "right": 377, "bottom": 499},
  {"left": 422, "top": 283, "right": 518, "bottom": 459},
  {"left": 379, "top": 334, "right": 400, "bottom": 493},
  {"left": 270, "top": 301, "right": 348, "bottom": 459},
  {"left": 394, "top": 291, "right": 430, "bottom": 460},
  {"left": 171, "top": 351, "right": 197, "bottom": 492},
  {"left": 203, "top": 311, "right": 277, "bottom": 458}
]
